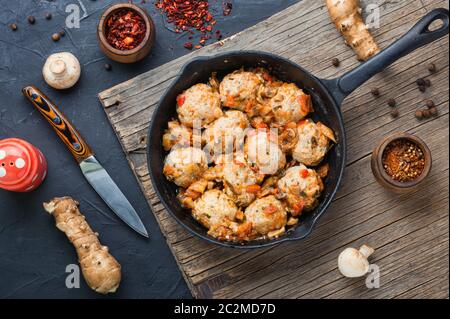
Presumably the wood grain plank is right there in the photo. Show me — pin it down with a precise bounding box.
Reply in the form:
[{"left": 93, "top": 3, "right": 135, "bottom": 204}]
[{"left": 99, "top": 0, "right": 449, "bottom": 299}]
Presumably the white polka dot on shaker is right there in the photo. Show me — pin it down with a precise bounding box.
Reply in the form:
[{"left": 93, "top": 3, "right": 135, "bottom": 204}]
[{"left": 0, "top": 138, "right": 48, "bottom": 192}]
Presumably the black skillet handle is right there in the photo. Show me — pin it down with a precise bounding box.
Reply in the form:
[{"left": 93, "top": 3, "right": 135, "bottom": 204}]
[{"left": 325, "top": 8, "right": 449, "bottom": 103}]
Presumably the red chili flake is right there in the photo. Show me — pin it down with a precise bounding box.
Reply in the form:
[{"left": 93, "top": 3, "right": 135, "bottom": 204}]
[
  {"left": 155, "top": 0, "right": 218, "bottom": 50},
  {"left": 105, "top": 9, "right": 146, "bottom": 51},
  {"left": 184, "top": 42, "right": 193, "bottom": 50},
  {"left": 222, "top": 2, "right": 233, "bottom": 16}
]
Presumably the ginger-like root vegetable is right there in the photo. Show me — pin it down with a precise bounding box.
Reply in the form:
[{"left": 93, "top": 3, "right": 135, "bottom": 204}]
[
  {"left": 326, "top": 0, "right": 380, "bottom": 61},
  {"left": 43, "top": 197, "right": 121, "bottom": 294}
]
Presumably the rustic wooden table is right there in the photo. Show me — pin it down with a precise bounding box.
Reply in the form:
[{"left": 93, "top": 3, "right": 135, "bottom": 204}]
[{"left": 99, "top": 0, "right": 449, "bottom": 299}]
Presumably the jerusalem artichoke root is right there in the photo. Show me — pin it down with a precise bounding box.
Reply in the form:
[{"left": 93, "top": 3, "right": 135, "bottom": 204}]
[
  {"left": 43, "top": 197, "right": 121, "bottom": 294},
  {"left": 326, "top": 0, "right": 380, "bottom": 61}
]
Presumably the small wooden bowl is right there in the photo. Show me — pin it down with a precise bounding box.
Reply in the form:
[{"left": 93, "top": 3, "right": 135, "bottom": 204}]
[
  {"left": 371, "top": 132, "right": 432, "bottom": 193},
  {"left": 97, "top": 3, "right": 155, "bottom": 64}
]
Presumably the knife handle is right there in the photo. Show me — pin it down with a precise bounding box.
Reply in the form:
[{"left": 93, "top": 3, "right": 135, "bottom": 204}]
[{"left": 22, "top": 86, "right": 94, "bottom": 164}]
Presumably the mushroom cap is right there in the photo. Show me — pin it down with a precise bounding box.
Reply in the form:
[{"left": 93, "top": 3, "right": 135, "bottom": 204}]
[
  {"left": 43, "top": 52, "right": 81, "bottom": 90},
  {"left": 338, "top": 247, "right": 370, "bottom": 278}
]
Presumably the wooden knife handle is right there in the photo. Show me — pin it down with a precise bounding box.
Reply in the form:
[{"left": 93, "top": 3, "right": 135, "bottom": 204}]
[{"left": 22, "top": 86, "right": 94, "bottom": 163}]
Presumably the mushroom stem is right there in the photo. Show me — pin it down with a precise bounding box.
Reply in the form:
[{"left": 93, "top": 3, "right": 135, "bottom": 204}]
[
  {"left": 359, "top": 244, "right": 374, "bottom": 258},
  {"left": 49, "top": 59, "right": 67, "bottom": 75}
]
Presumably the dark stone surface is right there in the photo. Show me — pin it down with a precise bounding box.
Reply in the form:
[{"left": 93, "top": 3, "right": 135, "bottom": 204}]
[{"left": 0, "top": 0, "right": 297, "bottom": 298}]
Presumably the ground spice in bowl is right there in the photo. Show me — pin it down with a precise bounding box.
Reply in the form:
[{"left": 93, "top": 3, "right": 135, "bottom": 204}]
[
  {"left": 382, "top": 139, "right": 425, "bottom": 182},
  {"left": 106, "top": 9, "right": 147, "bottom": 51}
]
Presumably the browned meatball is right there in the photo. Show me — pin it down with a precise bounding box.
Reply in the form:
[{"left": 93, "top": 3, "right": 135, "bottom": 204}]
[
  {"left": 244, "top": 195, "right": 287, "bottom": 237},
  {"left": 177, "top": 83, "right": 223, "bottom": 128},
  {"left": 163, "top": 147, "right": 208, "bottom": 188},
  {"left": 277, "top": 165, "right": 324, "bottom": 216},
  {"left": 292, "top": 120, "right": 336, "bottom": 166},
  {"left": 220, "top": 70, "right": 262, "bottom": 113}
]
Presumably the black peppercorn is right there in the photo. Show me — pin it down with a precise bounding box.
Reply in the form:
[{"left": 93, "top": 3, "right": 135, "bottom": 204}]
[
  {"left": 428, "top": 63, "right": 437, "bottom": 73},
  {"left": 422, "top": 109, "right": 431, "bottom": 118},
  {"left": 28, "top": 16, "right": 35, "bottom": 24},
  {"left": 426, "top": 100, "right": 435, "bottom": 109},
  {"left": 416, "top": 78, "right": 426, "bottom": 86},
  {"left": 104, "top": 63, "right": 112, "bottom": 71},
  {"left": 332, "top": 58, "right": 340, "bottom": 67},
  {"left": 52, "top": 33, "right": 61, "bottom": 41},
  {"left": 424, "top": 79, "right": 431, "bottom": 87},
  {"left": 390, "top": 109, "right": 399, "bottom": 118},
  {"left": 371, "top": 88, "right": 380, "bottom": 97},
  {"left": 387, "top": 98, "right": 396, "bottom": 107},
  {"left": 419, "top": 85, "right": 426, "bottom": 93},
  {"left": 429, "top": 107, "right": 438, "bottom": 116},
  {"left": 59, "top": 30, "right": 66, "bottom": 37},
  {"left": 415, "top": 110, "right": 423, "bottom": 119},
  {"left": 45, "top": 13, "right": 52, "bottom": 20}
]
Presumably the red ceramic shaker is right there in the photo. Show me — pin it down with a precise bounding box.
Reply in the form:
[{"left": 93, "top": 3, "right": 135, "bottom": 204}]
[{"left": 0, "top": 138, "right": 48, "bottom": 192}]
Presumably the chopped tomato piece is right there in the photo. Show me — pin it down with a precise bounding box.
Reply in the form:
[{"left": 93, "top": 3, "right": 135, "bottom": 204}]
[
  {"left": 262, "top": 72, "right": 273, "bottom": 82},
  {"left": 226, "top": 95, "right": 235, "bottom": 106},
  {"left": 163, "top": 165, "right": 175, "bottom": 175},
  {"left": 235, "top": 211, "right": 244, "bottom": 221},
  {"left": 297, "top": 94, "right": 312, "bottom": 114},
  {"left": 292, "top": 202, "right": 304, "bottom": 215},
  {"left": 246, "top": 184, "right": 261, "bottom": 194},
  {"left": 298, "top": 119, "right": 309, "bottom": 127},
  {"left": 299, "top": 169, "right": 309, "bottom": 178},
  {"left": 177, "top": 95, "right": 186, "bottom": 107},
  {"left": 185, "top": 189, "right": 201, "bottom": 200},
  {"left": 245, "top": 100, "right": 254, "bottom": 112},
  {"left": 263, "top": 204, "right": 278, "bottom": 215},
  {"left": 257, "top": 122, "right": 269, "bottom": 129}
]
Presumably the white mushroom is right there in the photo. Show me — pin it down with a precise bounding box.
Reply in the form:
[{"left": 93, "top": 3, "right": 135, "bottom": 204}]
[
  {"left": 43, "top": 52, "right": 81, "bottom": 90},
  {"left": 338, "top": 244, "right": 374, "bottom": 278}
]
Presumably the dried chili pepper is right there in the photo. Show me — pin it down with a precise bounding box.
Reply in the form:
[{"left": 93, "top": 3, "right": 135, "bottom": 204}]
[
  {"left": 105, "top": 9, "right": 146, "bottom": 51},
  {"left": 155, "top": 0, "right": 217, "bottom": 49}
]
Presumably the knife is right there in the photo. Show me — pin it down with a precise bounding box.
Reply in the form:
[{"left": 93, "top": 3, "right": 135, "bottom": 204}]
[{"left": 22, "top": 86, "right": 149, "bottom": 238}]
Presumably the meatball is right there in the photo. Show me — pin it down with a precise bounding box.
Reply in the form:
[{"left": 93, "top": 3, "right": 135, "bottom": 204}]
[
  {"left": 192, "top": 189, "right": 239, "bottom": 229},
  {"left": 203, "top": 110, "right": 250, "bottom": 157},
  {"left": 220, "top": 70, "right": 262, "bottom": 112},
  {"left": 163, "top": 147, "right": 208, "bottom": 188},
  {"left": 162, "top": 120, "right": 192, "bottom": 151},
  {"left": 277, "top": 165, "right": 324, "bottom": 216},
  {"left": 244, "top": 195, "right": 287, "bottom": 236},
  {"left": 176, "top": 83, "right": 223, "bottom": 128},
  {"left": 292, "top": 120, "right": 336, "bottom": 166},
  {"left": 245, "top": 130, "right": 286, "bottom": 175},
  {"left": 268, "top": 83, "right": 313, "bottom": 125},
  {"left": 221, "top": 154, "right": 264, "bottom": 207}
]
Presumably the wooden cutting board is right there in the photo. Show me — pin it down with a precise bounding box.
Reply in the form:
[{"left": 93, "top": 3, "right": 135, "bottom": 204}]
[{"left": 99, "top": 0, "right": 449, "bottom": 299}]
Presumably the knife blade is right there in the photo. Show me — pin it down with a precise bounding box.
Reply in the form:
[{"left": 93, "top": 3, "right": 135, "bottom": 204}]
[{"left": 22, "top": 86, "right": 148, "bottom": 238}]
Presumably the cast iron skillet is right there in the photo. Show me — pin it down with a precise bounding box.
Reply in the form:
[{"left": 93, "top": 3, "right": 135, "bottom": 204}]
[{"left": 148, "top": 9, "right": 449, "bottom": 248}]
